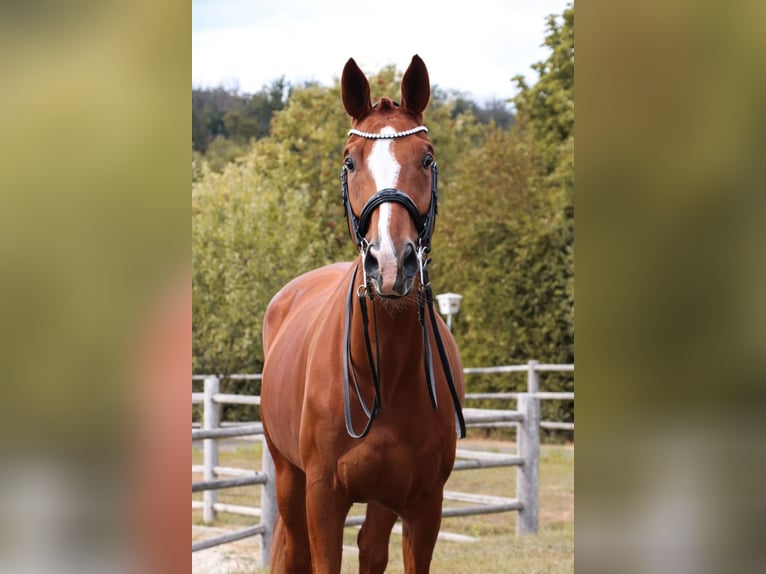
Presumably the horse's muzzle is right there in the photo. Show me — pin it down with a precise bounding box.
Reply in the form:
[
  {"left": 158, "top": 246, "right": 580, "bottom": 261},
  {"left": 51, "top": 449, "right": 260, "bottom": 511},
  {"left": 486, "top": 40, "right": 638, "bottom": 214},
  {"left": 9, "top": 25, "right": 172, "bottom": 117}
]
[{"left": 364, "top": 241, "right": 419, "bottom": 298}]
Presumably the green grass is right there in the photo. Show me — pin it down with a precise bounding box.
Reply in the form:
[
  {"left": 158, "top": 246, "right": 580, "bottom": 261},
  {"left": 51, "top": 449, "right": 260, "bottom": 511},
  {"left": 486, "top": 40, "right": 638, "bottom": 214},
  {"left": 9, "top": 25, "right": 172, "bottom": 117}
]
[{"left": 192, "top": 439, "right": 573, "bottom": 573}]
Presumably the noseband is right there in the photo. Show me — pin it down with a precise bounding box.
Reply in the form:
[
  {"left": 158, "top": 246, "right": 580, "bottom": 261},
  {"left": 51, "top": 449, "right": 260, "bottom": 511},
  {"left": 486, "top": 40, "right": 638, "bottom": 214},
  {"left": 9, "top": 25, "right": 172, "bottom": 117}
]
[{"left": 339, "top": 125, "right": 466, "bottom": 440}]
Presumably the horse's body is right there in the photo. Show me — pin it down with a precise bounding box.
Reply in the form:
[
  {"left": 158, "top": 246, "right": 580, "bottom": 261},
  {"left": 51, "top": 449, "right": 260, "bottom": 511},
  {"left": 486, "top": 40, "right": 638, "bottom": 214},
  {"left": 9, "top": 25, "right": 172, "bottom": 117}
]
[{"left": 261, "top": 56, "right": 464, "bottom": 574}]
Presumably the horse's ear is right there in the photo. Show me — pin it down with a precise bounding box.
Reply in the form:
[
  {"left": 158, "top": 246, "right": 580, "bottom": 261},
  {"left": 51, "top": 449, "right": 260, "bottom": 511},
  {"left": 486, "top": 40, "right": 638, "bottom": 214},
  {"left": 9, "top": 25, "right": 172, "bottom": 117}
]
[
  {"left": 400, "top": 54, "right": 430, "bottom": 121},
  {"left": 341, "top": 58, "right": 372, "bottom": 121}
]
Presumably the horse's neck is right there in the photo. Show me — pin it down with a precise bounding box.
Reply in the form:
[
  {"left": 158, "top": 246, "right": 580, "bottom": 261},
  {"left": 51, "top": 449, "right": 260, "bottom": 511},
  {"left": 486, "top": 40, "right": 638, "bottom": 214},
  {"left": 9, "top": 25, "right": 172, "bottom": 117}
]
[
  {"left": 348, "top": 286, "right": 424, "bottom": 400},
  {"left": 360, "top": 296, "right": 420, "bottom": 336}
]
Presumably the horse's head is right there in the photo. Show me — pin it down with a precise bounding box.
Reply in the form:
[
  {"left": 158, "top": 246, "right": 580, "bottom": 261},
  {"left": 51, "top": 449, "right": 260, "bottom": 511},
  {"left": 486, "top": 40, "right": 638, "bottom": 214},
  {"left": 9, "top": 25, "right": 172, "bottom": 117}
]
[{"left": 341, "top": 55, "right": 437, "bottom": 299}]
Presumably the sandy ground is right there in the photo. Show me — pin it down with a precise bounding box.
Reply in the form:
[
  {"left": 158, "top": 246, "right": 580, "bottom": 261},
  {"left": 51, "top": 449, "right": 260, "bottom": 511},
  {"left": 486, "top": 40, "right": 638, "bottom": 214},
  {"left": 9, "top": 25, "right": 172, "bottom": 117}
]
[
  {"left": 192, "top": 525, "right": 263, "bottom": 574},
  {"left": 192, "top": 525, "right": 360, "bottom": 574}
]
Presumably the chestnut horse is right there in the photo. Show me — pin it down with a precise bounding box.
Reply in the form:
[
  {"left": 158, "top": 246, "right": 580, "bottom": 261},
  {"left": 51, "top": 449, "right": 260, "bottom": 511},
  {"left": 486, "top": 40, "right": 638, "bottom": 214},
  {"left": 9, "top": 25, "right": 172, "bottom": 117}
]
[{"left": 261, "top": 55, "right": 465, "bottom": 574}]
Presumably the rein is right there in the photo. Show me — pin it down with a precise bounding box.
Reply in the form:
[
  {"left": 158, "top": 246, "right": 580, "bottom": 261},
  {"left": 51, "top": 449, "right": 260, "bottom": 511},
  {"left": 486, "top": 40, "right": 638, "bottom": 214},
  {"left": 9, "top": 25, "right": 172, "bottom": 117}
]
[{"left": 340, "top": 126, "right": 466, "bottom": 440}]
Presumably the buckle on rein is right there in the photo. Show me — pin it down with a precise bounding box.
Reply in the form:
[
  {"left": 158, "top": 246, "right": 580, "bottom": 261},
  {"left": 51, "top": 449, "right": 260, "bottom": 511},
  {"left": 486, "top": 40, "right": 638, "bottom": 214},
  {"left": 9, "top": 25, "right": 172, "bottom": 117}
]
[
  {"left": 357, "top": 238, "right": 372, "bottom": 300},
  {"left": 416, "top": 239, "right": 432, "bottom": 325}
]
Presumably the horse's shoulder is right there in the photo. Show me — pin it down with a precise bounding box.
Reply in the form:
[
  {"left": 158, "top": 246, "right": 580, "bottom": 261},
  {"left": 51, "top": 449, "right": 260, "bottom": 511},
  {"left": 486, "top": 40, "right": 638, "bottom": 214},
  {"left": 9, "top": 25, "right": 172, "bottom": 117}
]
[
  {"left": 298, "top": 261, "right": 354, "bottom": 286},
  {"left": 271, "top": 262, "right": 353, "bottom": 303},
  {"left": 263, "top": 262, "right": 354, "bottom": 351}
]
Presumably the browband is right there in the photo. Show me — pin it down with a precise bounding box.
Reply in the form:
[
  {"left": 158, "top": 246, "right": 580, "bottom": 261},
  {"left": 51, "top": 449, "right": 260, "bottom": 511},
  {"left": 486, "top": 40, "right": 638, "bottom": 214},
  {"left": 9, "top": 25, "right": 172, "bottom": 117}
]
[{"left": 347, "top": 126, "right": 428, "bottom": 140}]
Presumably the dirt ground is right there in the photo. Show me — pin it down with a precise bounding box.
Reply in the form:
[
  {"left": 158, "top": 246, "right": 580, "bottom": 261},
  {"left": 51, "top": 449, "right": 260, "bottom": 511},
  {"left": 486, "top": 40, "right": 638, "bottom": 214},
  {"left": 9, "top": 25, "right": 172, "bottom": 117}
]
[
  {"left": 192, "top": 525, "right": 262, "bottom": 574},
  {"left": 192, "top": 525, "right": 360, "bottom": 574}
]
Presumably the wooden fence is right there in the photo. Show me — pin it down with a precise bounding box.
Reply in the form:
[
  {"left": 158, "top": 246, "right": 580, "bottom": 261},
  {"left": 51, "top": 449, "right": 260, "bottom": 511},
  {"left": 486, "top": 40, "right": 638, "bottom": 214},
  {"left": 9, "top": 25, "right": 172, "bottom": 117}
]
[{"left": 191, "top": 361, "right": 573, "bottom": 565}]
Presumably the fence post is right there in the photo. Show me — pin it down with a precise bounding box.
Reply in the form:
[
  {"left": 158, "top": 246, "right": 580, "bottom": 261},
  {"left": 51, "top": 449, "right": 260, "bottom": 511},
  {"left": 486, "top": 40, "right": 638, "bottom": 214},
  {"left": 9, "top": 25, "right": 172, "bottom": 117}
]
[
  {"left": 521, "top": 358, "right": 540, "bottom": 534},
  {"left": 526, "top": 359, "right": 539, "bottom": 394},
  {"left": 516, "top": 387, "right": 540, "bottom": 534},
  {"left": 203, "top": 375, "right": 221, "bottom": 523},
  {"left": 260, "top": 442, "right": 277, "bottom": 568}
]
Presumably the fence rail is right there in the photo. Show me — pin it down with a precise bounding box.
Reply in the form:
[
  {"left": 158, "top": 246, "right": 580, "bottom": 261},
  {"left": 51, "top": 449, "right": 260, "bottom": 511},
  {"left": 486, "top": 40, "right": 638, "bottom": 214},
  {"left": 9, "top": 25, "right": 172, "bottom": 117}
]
[
  {"left": 192, "top": 423, "right": 263, "bottom": 441},
  {"left": 462, "top": 361, "right": 574, "bottom": 431},
  {"left": 193, "top": 361, "right": 575, "bottom": 430},
  {"left": 192, "top": 361, "right": 573, "bottom": 564},
  {"left": 192, "top": 474, "right": 269, "bottom": 493},
  {"left": 192, "top": 524, "right": 266, "bottom": 553},
  {"left": 463, "top": 363, "right": 574, "bottom": 374}
]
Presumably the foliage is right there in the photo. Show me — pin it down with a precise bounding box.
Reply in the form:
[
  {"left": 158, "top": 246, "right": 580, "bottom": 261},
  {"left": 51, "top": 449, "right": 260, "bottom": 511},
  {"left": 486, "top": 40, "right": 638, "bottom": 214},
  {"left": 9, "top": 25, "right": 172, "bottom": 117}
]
[
  {"left": 447, "top": 93, "right": 515, "bottom": 130},
  {"left": 512, "top": 5, "right": 574, "bottom": 176},
  {"left": 192, "top": 78, "right": 288, "bottom": 154},
  {"left": 436, "top": 125, "right": 573, "bottom": 380},
  {"left": 435, "top": 5, "right": 574, "bottom": 431},
  {"left": 514, "top": 5, "right": 574, "bottom": 420},
  {"left": 192, "top": 76, "right": 509, "bottom": 174},
  {"left": 200, "top": 136, "right": 249, "bottom": 175},
  {"left": 192, "top": 143, "right": 320, "bottom": 390}
]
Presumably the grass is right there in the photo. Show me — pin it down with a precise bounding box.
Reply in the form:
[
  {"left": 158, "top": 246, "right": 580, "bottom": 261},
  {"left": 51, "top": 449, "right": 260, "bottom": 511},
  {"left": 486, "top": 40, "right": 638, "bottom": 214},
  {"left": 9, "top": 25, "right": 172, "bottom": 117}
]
[{"left": 192, "top": 438, "right": 573, "bottom": 573}]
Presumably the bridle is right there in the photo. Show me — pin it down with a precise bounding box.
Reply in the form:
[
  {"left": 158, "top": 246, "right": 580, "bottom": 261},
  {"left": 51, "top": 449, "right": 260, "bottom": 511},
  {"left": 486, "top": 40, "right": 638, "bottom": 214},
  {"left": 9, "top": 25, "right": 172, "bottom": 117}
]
[
  {"left": 340, "top": 124, "right": 466, "bottom": 440},
  {"left": 341, "top": 127, "right": 438, "bottom": 253}
]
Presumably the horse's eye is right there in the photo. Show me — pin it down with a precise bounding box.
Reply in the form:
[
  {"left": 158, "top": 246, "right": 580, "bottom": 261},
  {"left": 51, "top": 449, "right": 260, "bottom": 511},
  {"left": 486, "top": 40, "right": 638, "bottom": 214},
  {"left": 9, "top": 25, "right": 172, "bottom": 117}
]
[
  {"left": 344, "top": 156, "right": 355, "bottom": 171},
  {"left": 422, "top": 154, "right": 434, "bottom": 168}
]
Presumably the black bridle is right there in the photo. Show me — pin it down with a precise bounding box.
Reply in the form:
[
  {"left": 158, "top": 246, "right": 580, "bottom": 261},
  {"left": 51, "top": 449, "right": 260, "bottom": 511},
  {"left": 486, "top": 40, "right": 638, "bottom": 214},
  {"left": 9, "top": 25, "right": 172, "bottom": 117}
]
[
  {"left": 339, "top": 127, "right": 466, "bottom": 440},
  {"left": 341, "top": 162, "right": 438, "bottom": 251}
]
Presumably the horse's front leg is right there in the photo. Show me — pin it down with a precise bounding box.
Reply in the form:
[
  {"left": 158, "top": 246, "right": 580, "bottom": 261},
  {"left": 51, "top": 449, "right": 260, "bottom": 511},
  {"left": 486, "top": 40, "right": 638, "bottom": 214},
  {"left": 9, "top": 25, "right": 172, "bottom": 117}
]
[
  {"left": 304, "top": 471, "right": 351, "bottom": 574},
  {"left": 400, "top": 493, "right": 444, "bottom": 574},
  {"left": 358, "top": 501, "right": 398, "bottom": 574},
  {"left": 265, "top": 438, "right": 312, "bottom": 573}
]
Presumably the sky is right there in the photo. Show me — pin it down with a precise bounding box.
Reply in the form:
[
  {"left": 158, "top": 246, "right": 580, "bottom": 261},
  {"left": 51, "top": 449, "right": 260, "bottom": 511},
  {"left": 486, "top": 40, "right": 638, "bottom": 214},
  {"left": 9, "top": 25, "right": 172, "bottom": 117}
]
[{"left": 192, "top": 0, "right": 571, "bottom": 104}]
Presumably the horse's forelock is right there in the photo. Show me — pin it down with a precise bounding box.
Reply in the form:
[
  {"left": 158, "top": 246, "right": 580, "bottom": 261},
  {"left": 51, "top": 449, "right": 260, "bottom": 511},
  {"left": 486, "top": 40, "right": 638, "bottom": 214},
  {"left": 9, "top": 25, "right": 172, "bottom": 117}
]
[{"left": 375, "top": 97, "right": 398, "bottom": 112}]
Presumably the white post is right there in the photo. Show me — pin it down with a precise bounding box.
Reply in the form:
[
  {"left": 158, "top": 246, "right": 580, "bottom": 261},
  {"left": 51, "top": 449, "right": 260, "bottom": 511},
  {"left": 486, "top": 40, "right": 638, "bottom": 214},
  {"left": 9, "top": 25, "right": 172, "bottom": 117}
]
[
  {"left": 526, "top": 359, "right": 539, "bottom": 394},
  {"left": 517, "top": 361, "right": 540, "bottom": 534},
  {"left": 435, "top": 292, "right": 462, "bottom": 333},
  {"left": 203, "top": 375, "right": 221, "bottom": 523},
  {"left": 260, "top": 443, "right": 278, "bottom": 568}
]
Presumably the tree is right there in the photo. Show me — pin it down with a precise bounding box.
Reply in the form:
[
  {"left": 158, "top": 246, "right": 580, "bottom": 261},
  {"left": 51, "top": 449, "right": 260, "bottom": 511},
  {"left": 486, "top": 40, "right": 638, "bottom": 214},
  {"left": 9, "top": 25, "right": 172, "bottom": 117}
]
[
  {"left": 436, "top": 125, "right": 555, "bottom": 366},
  {"left": 192, "top": 141, "right": 323, "bottom": 417},
  {"left": 192, "top": 87, "right": 239, "bottom": 152},
  {"left": 512, "top": 5, "right": 574, "bottom": 176},
  {"left": 448, "top": 94, "right": 515, "bottom": 130},
  {"left": 513, "top": 3, "right": 575, "bottom": 376},
  {"left": 192, "top": 78, "right": 289, "bottom": 155},
  {"left": 433, "top": 5, "right": 574, "bottom": 435}
]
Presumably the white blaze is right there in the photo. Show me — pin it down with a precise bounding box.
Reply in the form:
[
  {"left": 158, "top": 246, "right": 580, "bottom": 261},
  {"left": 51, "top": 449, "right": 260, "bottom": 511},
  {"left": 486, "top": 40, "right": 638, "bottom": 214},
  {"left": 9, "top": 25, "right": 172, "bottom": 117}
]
[{"left": 366, "top": 126, "right": 400, "bottom": 286}]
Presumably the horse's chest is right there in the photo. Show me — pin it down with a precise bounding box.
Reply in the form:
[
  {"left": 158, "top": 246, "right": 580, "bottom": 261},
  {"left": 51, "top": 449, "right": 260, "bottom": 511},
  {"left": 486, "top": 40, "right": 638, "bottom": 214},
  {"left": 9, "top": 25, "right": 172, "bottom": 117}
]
[{"left": 335, "top": 435, "right": 447, "bottom": 507}]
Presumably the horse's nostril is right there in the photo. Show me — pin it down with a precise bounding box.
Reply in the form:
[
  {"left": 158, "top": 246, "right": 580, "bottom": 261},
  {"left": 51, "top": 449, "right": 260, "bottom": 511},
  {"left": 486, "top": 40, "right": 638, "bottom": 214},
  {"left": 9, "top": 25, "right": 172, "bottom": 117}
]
[
  {"left": 364, "top": 251, "right": 379, "bottom": 278},
  {"left": 402, "top": 243, "right": 418, "bottom": 277}
]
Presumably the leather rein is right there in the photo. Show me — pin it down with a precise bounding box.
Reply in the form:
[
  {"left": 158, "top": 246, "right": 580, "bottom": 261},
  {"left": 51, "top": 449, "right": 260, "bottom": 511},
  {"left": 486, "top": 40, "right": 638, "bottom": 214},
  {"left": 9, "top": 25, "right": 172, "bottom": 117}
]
[{"left": 340, "top": 125, "right": 466, "bottom": 440}]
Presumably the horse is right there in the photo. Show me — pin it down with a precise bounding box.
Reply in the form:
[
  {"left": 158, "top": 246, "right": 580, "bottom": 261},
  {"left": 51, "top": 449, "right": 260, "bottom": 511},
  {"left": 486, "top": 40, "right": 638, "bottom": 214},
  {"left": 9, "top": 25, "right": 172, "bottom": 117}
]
[{"left": 261, "top": 55, "right": 465, "bottom": 574}]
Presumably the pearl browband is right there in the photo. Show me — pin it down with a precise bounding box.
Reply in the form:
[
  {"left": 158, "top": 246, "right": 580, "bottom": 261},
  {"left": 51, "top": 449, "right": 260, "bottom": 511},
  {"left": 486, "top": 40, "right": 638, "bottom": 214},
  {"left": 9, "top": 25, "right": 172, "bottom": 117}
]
[{"left": 347, "top": 126, "right": 429, "bottom": 140}]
